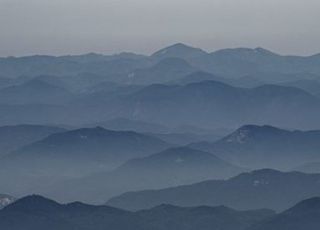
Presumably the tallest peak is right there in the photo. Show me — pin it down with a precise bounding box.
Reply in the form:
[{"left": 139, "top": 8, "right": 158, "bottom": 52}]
[
  {"left": 152, "top": 43, "right": 207, "bottom": 59},
  {"left": 169, "top": 43, "right": 193, "bottom": 48}
]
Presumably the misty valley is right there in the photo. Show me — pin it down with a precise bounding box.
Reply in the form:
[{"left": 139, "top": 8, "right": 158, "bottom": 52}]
[{"left": 1, "top": 43, "right": 320, "bottom": 229}]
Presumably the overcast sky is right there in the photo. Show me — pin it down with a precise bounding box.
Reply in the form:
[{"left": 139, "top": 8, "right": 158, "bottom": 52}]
[{"left": 0, "top": 0, "right": 319, "bottom": 56}]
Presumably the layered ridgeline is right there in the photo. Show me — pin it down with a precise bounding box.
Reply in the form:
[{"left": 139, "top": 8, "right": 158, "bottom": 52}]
[
  {"left": 2, "top": 43, "right": 320, "bottom": 80},
  {"left": 1, "top": 44, "right": 320, "bottom": 130},
  {"left": 0, "top": 79, "right": 74, "bottom": 105},
  {"left": 190, "top": 125, "right": 320, "bottom": 169},
  {"left": 91, "top": 118, "right": 170, "bottom": 134},
  {"left": 106, "top": 169, "right": 320, "bottom": 211},
  {"left": 0, "top": 195, "right": 275, "bottom": 230},
  {"left": 174, "top": 71, "right": 320, "bottom": 94},
  {"left": 247, "top": 197, "right": 320, "bottom": 230},
  {"left": 1, "top": 127, "right": 171, "bottom": 171},
  {"left": 0, "top": 124, "right": 66, "bottom": 157},
  {"left": 0, "top": 127, "right": 171, "bottom": 195},
  {"left": 2, "top": 124, "right": 320, "bottom": 201},
  {"left": 108, "top": 81, "right": 320, "bottom": 130},
  {"left": 90, "top": 118, "right": 222, "bottom": 145},
  {"left": 2, "top": 80, "right": 320, "bottom": 130},
  {"left": 125, "top": 57, "right": 196, "bottom": 84},
  {"left": 2, "top": 195, "right": 320, "bottom": 230},
  {"left": 42, "top": 147, "right": 244, "bottom": 203}
]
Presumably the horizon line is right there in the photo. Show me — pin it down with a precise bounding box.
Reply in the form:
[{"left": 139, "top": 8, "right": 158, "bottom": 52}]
[{"left": 1, "top": 43, "right": 320, "bottom": 59}]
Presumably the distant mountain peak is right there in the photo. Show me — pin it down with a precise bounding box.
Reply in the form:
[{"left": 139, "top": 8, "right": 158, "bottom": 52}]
[
  {"left": 152, "top": 43, "right": 207, "bottom": 59},
  {"left": 223, "top": 126, "right": 254, "bottom": 144},
  {"left": 165, "top": 43, "right": 193, "bottom": 50},
  {"left": 223, "top": 125, "right": 287, "bottom": 144}
]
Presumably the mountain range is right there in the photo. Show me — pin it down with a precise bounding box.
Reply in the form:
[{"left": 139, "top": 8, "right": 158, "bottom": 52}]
[
  {"left": 2, "top": 78, "right": 320, "bottom": 130},
  {"left": 90, "top": 118, "right": 169, "bottom": 133},
  {"left": 2, "top": 43, "right": 320, "bottom": 80},
  {"left": 106, "top": 169, "right": 320, "bottom": 211},
  {"left": 0, "top": 195, "right": 275, "bottom": 230},
  {"left": 0, "top": 124, "right": 66, "bottom": 157},
  {"left": 0, "top": 127, "right": 171, "bottom": 196},
  {"left": 3, "top": 126, "right": 171, "bottom": 169},
  {"left": 247, "top": 197, "right": 320, "bottom": 230},
  {"left": 2, "top": 44, "right": 320, "bottom": 130},
  {"left": 2, "top": 194, "right": 320, "bottom": 230},
  {"left": 2, "top": 124, "right": 320, "bottom": 201},
  {"left": 190, "top": 125, "right": 320, "bottom": 169},
  {"left": 2, "top": 43, "right": 320, "bottom": 229},
  {"left": 107, "top": 81, "right": 320, "bottom": 130},
  {"left": 0, "top": 79, "right": 74, "bottom": 105},
  {"left": 43, "top": 147, "right": 244, "bottom": 203},
  {"left": 91, "top": 118, "right": 222, "bottom": 144}
]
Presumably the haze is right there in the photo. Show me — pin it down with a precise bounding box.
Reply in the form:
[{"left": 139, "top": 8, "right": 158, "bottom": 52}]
[{"left": 0, "top": 0, "right": 320, "bottom": 56}]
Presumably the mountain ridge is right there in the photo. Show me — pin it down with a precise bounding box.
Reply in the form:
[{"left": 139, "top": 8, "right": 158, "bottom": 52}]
[
  {"left": 0, "top": 194, "right": 275, "bottom": 230},
  {"left": 106, "top": 169, "right": 320, "bottom": 211}
]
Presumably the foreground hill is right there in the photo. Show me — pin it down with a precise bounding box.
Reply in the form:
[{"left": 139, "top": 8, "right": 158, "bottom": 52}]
[
  {"left": 248, "top": 197, "right": 320, "bottom": 230},
  {"left": 190, "top": 125, "right": 320, "bottom": 169},
  {"left": 0, "top": 195, "right": 274, "bottom": 230},
  {"left": 106, "top": 169, "right": 320, "bottom": 211},
  {"left": 0, "top": 124, "right": 65, "bottom": 157},
  {"left": 1, "top": 195, "right": 320, "bottom": 230},
  {"left": 44, "top": 147, "right": 244, "bottom": 203}
]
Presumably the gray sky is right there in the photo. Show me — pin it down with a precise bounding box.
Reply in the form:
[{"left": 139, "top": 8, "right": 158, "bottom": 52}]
[{"left": 0, "top": 0, "right": 319, "bottom": 56}]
